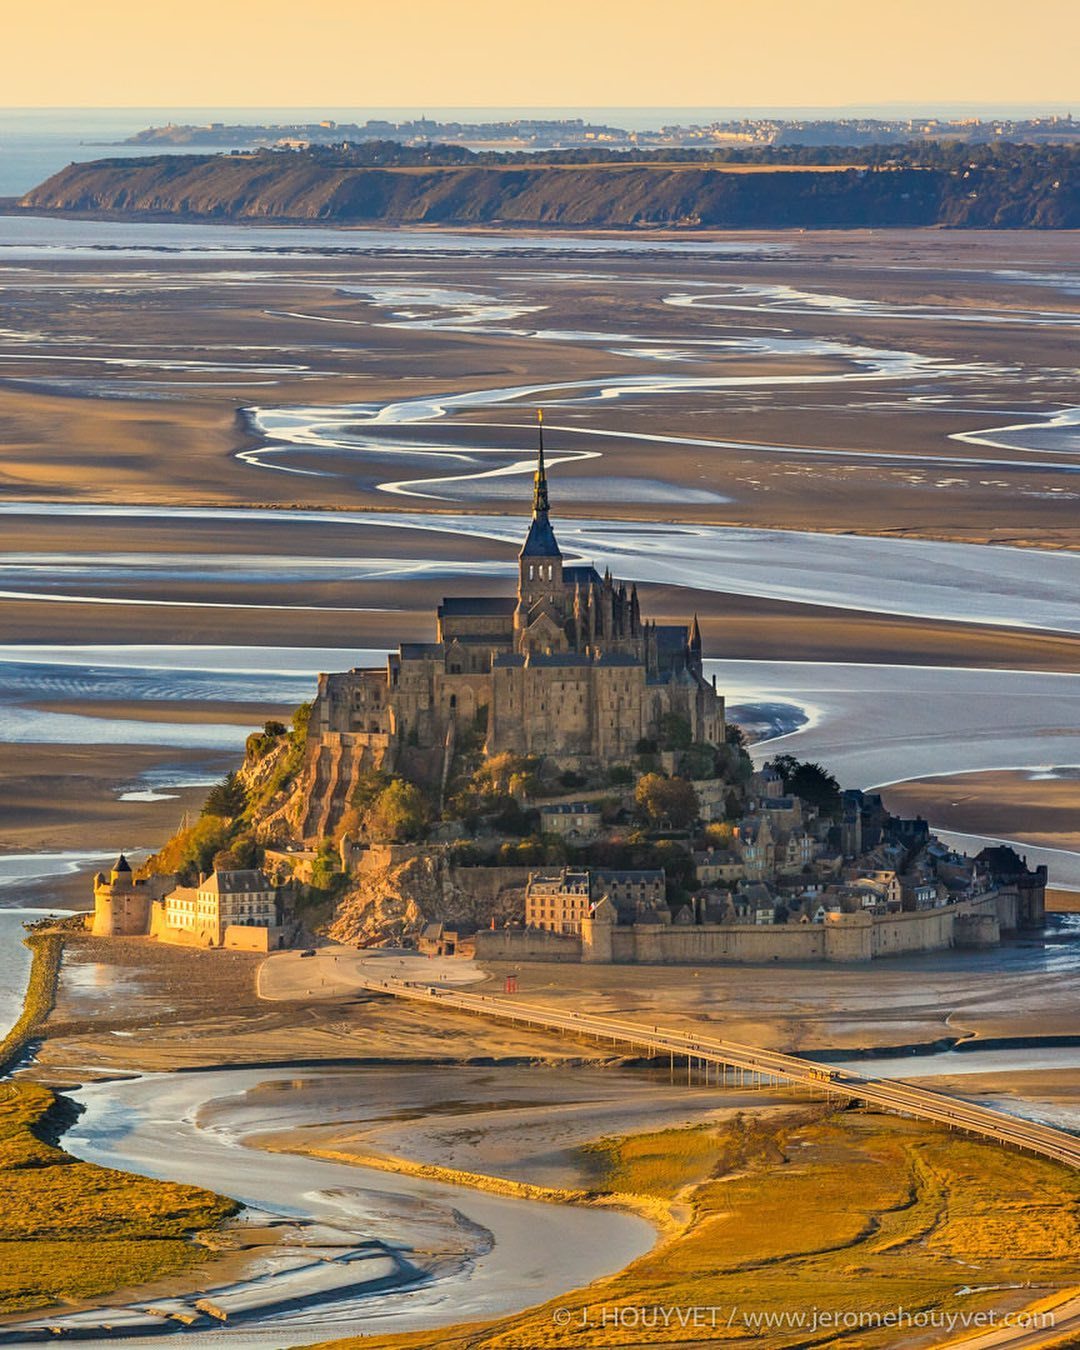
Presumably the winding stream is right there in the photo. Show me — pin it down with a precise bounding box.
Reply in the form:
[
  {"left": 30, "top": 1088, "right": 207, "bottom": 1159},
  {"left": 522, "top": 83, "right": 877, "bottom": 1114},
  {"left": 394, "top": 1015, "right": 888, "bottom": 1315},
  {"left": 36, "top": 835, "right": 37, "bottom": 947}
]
[{"left": 2, "top": 1067, "right": 658, "bottom": 1347}]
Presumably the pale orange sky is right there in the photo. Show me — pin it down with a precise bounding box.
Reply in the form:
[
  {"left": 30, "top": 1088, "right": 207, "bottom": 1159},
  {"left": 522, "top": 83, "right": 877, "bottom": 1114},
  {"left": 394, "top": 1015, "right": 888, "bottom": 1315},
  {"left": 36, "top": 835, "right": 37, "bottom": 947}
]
[{"left": 4, "top": 0, "right": 1077, "bottom": 109}]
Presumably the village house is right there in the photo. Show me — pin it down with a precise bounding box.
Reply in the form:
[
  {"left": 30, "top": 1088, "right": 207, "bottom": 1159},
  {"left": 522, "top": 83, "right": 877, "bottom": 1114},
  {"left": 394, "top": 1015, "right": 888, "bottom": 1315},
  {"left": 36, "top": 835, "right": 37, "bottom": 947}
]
[
  {"left": 91, "top": 861, "right": 288, "bottom": 951},
  {"left": 525, "top": 866, "right": 667, "bottom": 934},
  {"left": 538, "top": 800, "right": 603, "bottom": 839},
  {"left": 158, "top": 868, "right": 283, "bottom": 949}
]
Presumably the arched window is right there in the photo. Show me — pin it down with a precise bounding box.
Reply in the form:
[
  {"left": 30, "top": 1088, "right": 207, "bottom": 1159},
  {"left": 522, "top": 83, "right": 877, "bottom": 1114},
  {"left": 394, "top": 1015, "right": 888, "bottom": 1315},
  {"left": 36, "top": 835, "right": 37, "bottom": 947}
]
[
  {"left": 449, "top": 694, "right": 457, "bottom": 710},
  {"left": 529, "top": 564, "right": 534, "bottom": 580}
]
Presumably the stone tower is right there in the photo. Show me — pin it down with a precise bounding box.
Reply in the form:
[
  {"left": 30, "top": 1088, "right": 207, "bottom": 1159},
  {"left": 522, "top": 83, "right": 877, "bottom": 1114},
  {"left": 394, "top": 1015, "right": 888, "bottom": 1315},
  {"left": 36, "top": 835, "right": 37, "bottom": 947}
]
[
  {"left": 92, "top": 854, "right": 151, "bottom": 937},
  {"left": 580, "top": 894, "right": 616, "bottom": 963}
]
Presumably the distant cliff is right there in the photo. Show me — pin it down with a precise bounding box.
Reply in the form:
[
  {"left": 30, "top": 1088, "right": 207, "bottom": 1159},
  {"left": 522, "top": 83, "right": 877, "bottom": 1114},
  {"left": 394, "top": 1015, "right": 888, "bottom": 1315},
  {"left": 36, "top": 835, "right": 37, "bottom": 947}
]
[{"left": 19, "top": 149, "right": 1077, "bottom": 228}]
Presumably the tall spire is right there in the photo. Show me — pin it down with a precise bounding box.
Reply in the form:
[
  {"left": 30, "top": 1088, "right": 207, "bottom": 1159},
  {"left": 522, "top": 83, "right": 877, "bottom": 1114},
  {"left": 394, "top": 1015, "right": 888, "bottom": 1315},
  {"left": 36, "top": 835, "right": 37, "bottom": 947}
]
[
  {"left": 519, "top": 408, "right": 561, "bottom": 559},
  {"left": 533, "top": 408, "right": 550, "bottom": 516}
]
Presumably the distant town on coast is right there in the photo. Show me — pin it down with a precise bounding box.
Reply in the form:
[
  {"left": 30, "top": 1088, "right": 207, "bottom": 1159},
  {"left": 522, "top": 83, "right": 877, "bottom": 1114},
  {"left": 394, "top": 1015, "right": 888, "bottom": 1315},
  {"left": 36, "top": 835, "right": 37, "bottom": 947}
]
[{"left": 120, "top": 110, "right": 1080, "bottom": 151}]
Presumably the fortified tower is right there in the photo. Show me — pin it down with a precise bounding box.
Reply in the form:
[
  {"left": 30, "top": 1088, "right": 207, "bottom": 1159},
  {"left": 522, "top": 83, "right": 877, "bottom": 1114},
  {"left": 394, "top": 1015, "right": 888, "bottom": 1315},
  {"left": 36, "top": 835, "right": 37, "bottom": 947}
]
[{"left": 91, "top": 854, "right": 152, "bottom": 936}]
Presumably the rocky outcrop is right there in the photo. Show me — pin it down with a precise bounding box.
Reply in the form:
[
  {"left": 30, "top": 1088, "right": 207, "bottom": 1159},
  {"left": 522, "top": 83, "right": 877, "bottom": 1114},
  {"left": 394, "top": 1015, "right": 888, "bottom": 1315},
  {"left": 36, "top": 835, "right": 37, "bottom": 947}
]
[{"left": 326, "top": 853, "right": 526, "bottom": 946}]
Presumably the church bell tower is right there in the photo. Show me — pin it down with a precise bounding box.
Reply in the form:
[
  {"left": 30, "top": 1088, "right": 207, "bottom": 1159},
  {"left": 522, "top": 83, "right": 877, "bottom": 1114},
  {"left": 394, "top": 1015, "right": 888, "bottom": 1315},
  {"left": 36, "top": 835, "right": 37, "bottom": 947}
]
[{"left": 517, "top": 410, "right": 563, "bottom": 605}]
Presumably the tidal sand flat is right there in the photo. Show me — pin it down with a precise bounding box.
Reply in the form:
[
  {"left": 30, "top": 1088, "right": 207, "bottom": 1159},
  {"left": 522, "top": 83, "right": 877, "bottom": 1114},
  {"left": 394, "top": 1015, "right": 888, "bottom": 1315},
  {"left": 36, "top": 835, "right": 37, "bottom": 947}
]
[
  {"left": 883, "top": 768, "right": 1080, "bottom": 855},
  {"left": 221, "top": 1065, "right": 781, "bottom": 1189},
  {"left": 0, "top": 227, "right": 1076, "bottom": 541},
  {"left": 6, "top": 506, "right": 1080, "bottom": 905},
  {"left": 0, "top": 222, "right": 1076, "bottom": 877}
]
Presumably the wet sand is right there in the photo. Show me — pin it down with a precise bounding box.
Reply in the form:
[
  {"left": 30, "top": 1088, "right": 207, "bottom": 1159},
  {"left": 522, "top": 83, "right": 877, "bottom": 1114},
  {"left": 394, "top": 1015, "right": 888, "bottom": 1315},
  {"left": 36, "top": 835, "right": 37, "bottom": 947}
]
[
  {"left": 8, "top": 913, "right": 1078, "bottom": 1343},
  {"left": 209, "top": 1065, "right": 788, "bottom": 1191},
  {"left": 0, "top": 231, "right": 1077, "bottom": 541},
  {"left": 26, "top": 935, "right": 596, "bottom": 1085},
  {"left": 0, "top": 744, "right": 237, "bottom": 853},
  {"left": 472, "top": 937, "right": 1080, "bottom": 1053},
  {"left": 883, "top": 769, "right": 1080, "bottom": 856},
  {"left": 1, "top": 222, "right": 1077, "bottom": 1348},
  {"left": 0, "top": 227, "right": 1076, "bottom": 877},
  {"left": 30, "top": 926, "right": 1080, "bottom": 1097}
]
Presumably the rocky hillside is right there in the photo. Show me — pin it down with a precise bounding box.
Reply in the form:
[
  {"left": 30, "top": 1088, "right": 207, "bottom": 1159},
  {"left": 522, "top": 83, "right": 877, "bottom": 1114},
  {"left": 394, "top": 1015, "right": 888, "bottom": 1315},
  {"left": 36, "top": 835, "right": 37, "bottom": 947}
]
[
  {"left": 326, "top": 852, "right": 526, "bottom": 947},
  {"left": 19, "top": 149, "right": 1078, "bottom": 228}
]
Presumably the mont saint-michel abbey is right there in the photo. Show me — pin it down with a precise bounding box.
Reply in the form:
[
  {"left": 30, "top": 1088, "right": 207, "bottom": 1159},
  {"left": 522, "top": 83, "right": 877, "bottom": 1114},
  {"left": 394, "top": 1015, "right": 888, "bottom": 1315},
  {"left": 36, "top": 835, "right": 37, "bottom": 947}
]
[{"left": 307, "top": 429, "right": 724, "bottom": 832}]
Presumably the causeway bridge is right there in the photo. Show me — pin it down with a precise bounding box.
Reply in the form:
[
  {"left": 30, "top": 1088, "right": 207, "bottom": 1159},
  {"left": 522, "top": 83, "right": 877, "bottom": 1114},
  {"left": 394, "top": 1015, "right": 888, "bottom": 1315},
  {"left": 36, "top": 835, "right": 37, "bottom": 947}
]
[{"left": 361, "top": 975, "right": 1080, "bottom": 1171}]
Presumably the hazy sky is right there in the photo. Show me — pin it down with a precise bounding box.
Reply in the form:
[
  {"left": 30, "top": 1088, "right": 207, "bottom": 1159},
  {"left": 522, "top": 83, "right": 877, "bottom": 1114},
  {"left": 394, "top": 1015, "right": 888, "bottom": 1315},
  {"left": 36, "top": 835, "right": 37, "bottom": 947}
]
[{"left": 5, "top": 0, "right": 1077, "bottom": 109}]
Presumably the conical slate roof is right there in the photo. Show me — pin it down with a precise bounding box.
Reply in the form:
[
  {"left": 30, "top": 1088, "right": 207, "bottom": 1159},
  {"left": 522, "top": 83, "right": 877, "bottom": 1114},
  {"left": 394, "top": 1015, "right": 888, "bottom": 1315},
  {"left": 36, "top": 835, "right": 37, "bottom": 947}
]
[{"left": 520, "top": 512, "right": 561, "bottom": 558}]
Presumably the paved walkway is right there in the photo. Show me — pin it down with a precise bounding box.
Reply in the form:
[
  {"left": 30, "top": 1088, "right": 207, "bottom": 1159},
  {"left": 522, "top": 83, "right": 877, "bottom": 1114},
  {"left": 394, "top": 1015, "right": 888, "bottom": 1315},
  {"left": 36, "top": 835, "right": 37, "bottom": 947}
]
[{"left": 258, "top": 944, "right": 486, "bottom": 1001}]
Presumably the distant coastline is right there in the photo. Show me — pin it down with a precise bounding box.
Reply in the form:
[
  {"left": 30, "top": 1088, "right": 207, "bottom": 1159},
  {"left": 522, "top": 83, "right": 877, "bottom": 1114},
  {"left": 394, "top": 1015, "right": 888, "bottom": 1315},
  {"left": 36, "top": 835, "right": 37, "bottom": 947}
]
[{"left": 15, "top": 144, "right": 1077, "bottom": 230}]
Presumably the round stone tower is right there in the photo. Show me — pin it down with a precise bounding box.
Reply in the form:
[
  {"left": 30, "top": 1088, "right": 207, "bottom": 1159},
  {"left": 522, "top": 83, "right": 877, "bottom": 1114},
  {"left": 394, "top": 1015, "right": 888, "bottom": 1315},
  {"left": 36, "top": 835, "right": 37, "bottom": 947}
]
[
  {"left": 580, "top": 894, "right": 616, "bottom": 964},
  {"left": 92, "top": 854, "right": 150, "bottom": 937}
]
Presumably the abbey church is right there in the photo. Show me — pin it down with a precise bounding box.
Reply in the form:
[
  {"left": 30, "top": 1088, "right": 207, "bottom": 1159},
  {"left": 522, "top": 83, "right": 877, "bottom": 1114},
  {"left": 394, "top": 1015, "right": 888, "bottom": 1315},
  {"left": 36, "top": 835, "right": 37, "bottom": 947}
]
[{"left": 305, "top": 426, "right": 724, "bottom": 835}]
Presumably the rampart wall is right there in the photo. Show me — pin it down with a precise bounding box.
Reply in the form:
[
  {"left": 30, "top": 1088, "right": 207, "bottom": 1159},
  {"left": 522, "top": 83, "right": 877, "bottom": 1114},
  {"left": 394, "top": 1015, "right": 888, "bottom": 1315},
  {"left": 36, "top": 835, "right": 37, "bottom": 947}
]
[{"left": 476, "top": 890, "right": 1021, "bottom": 966}]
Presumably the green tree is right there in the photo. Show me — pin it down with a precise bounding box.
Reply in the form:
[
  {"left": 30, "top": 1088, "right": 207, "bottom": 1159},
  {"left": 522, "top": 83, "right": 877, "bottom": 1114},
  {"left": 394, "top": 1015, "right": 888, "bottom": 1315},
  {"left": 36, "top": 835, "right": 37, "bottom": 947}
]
[
  {"left": 310, "top": 840, "right": 340, "bottom": 890},
  {"left": 203, "top": 772, "right": 246, "bottom": 819},
  {"left": 351, "top": 768, "right": 393, "bottom": 813},
  {"left": 658, "top": 712, "right": 693, "bottom": 751},
  {"left": 364, "top": 780, "right": 429, "bottom": 842},
  {"left": 181, "top": 817, "right": 231, "bottom": 878},
  {"left": 715, "top": 741, "right": 753, "bottom": 786},
  {"left": 490, "top": 796, "right": 536, "bottom": 837},
  {"left": 767, "top": 754, "right": 842, "bottom": 819},
  {"left": 679, "top": 742, "right": 718, "bottom": 779},
  {"left": 212, "top": 835, "right": 258, "bottom": 873},
  {"left": 474, "top": 752, "right": 539, "bottom": 798},
  {"left": 634, "top": 774, "right": 700, "bottom": 829}
]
